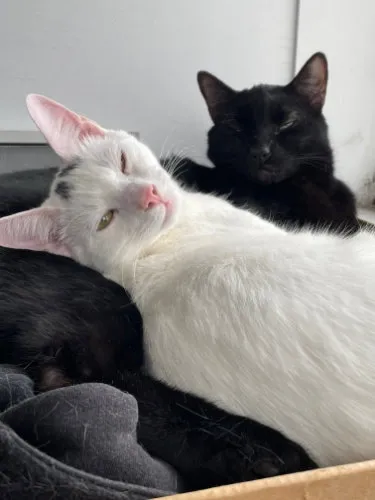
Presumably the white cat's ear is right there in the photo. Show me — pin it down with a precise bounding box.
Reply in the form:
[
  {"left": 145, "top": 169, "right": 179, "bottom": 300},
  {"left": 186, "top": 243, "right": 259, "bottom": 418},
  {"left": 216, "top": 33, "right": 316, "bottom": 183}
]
[
  {"left": 0, "top": 207, "right": 70, "bottom": 257},
  {"left": 26, "top": 94, "right": 105, "bottom": 160},
  {"left": 289, "top": 52, "right": 328, "bottom": 112},
  {"left": 197, "top": 71, "right": 236, "bottom": 123}
]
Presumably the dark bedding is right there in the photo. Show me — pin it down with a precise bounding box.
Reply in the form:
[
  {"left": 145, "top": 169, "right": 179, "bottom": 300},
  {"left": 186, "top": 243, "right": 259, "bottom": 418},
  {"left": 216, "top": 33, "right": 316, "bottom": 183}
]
[{"left": 0, "top": 365, "right": 181, "bottom": 500}]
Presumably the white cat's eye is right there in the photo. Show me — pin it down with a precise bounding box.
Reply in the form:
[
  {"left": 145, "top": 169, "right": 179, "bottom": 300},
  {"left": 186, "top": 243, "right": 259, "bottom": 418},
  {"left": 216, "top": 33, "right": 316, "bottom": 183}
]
[
  {"left": 97, "top": 210, "right": 115, "bottom": 231},
  {"left": 120, "top": 151, "right": 127, "bottom": 173}
]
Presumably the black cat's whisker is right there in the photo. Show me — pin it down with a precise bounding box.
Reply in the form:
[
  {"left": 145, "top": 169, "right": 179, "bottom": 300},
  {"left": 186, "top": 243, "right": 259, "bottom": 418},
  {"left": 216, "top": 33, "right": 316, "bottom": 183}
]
[
  {"left": 176, "top": 402, "right": 210, "bottom": 420},
  {"left": 215, "top": 419, "right": 245, "bottom": 440},
  {"left": 118, "top": 301, "right": 138, "bottom": 311},
  {"left": 236, "top": 448, "right": 256, "bottom": 465},
  {"left": 254, "top": 444, "right": 284, "bottom": 464},
  {"left": 293, "top": 154, "right": 330, "bottom": 162},
  {"left": 22, "top": 352, "right": 44, "bottom": 371},
  {"left": 300, "top": 162, "right": 329, "bottom": 172},
  {"left": 175, "top": 436, "right": 188, "bottom": 459},
  {"left": 196, "top": 427, "right": 215, "bottom": 437}
]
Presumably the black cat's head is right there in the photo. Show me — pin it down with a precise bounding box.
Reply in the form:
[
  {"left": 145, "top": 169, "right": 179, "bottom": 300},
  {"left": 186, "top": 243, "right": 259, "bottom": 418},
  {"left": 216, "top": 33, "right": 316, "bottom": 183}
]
[{"left": 198, "top": 53, "right": 332, "bottom": 184}]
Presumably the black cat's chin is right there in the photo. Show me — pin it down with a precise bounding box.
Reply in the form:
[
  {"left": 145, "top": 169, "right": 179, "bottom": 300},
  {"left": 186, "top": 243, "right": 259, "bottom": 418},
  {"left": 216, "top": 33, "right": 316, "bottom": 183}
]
[
  {"left": 250, "top": 161, "right": 298, "bottom": 185},
  {"left": 254, "top": 166, "right": 284, "bottom": 184}
]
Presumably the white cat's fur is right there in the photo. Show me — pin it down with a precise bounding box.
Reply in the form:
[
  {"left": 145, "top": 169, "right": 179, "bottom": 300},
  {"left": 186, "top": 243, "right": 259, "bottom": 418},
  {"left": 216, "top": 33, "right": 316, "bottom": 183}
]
[{"left": 1, "top": 95, "right": 375, "bottom": 468}]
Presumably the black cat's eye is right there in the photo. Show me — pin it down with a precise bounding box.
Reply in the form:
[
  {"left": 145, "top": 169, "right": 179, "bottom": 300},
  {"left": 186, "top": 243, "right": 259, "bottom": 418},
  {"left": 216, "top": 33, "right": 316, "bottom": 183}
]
[
  {"left": 223, "top": 116, "right": 242, "bottom": 133},
  {"left": 278, "top": 112, "right": 299, "bottom": 133},
  {"left": 120, "top": 151, "right": 127, "bottom": 173},
  {"left": 280, "top": 119, "right": 297, "bottom": 131}
]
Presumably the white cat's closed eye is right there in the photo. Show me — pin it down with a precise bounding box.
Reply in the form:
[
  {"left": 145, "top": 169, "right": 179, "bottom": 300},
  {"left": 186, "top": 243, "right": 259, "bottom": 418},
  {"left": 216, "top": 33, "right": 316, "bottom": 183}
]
[{"left": 120, "top": 152, "right": 126, "bottom": 173}]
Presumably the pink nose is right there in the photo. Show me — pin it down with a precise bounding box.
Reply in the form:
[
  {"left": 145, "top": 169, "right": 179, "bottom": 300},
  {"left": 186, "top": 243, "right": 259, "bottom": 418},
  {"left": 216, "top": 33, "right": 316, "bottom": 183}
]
[{"left": 140, "top": 184, "right": 163, "bottom": 210}]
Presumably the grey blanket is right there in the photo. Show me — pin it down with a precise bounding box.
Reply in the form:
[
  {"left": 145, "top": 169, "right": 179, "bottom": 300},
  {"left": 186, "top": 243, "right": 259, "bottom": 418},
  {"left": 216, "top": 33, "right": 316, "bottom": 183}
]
[{"left": 0, "top": 365, "right": 182, "bottom": 500}]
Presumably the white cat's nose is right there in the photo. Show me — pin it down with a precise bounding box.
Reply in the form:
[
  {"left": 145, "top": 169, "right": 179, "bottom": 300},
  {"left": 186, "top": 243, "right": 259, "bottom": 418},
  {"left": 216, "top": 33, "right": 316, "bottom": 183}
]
[{"left": 139, "top": 184, "right": 163, "bottom": 210}]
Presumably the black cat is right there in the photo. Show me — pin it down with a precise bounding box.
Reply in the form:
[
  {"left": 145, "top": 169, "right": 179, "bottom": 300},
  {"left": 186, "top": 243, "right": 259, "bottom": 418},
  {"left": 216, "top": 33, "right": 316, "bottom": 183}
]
[
  {"left": 164, "top": 53, "right": 359, "bottom": 234},
  {"left": 0, "top": 182, "right": 316, "bottom": 490}
]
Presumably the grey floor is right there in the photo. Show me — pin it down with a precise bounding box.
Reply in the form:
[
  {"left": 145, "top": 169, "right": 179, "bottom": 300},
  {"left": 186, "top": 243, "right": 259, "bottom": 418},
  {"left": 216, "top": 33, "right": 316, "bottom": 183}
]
[{"left": 0, "top": 145, "right": 62, "bottom": 173}]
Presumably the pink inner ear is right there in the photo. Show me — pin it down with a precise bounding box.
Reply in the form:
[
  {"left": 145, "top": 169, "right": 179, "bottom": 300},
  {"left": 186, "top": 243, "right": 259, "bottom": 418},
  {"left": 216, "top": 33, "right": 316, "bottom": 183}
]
[
  {"left": 0, "top": 207, "right": 71, "bottom": 258},
  {"left": 78, "top": 118, "right": 105, "bottom": 141},
  {"left": 26, "top": 94, "right": 105, "bottom": 160}
]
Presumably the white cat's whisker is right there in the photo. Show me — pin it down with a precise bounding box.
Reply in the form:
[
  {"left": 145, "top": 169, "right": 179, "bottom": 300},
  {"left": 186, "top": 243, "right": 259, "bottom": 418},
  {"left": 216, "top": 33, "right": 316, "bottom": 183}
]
[{"left": 159, "top": 125, "right": 181, "bottom": 161}]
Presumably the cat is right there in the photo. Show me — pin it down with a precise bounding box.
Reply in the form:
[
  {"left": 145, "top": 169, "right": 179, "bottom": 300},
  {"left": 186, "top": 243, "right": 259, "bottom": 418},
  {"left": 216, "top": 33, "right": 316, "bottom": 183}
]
[
  {"left": 163, "top": 53, "right": 359, "bottom": 234},
  {"left": 2, "top": 94, "right": 375, "bottom": 469}
]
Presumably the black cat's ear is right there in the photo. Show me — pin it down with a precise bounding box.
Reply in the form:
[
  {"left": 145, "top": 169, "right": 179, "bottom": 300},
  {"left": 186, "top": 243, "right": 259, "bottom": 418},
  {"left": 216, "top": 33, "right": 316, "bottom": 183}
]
[
  {"left": 197, "top": 71, "right": 236, "bottom": 123},
  {"left": 288, "top": 52, "right": 328, "bottom": 112}
]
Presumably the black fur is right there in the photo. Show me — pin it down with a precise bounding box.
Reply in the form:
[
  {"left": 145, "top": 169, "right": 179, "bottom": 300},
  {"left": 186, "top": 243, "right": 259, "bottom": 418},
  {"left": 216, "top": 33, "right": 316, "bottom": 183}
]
[
  {"left": 0, "top": 169, "right": 317, "bottom": 489},
  {"left": 164, "top": 53, "right": 359, "bottom": 234},
  {"left": 113, "top": 370, "right": 316, "bottom": 491},
  {"left": 0, "top": 247, "right": 143, "bottom": 390},
  {"left": 58, "top": 162, "right": 79, "bottom": 178}
]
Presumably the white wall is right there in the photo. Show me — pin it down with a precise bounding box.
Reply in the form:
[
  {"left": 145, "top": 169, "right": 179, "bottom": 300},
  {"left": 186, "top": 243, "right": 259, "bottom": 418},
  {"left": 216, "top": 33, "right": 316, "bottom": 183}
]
[
  {"left": 0, "top": 0, "right": 297, "bottom": 164},
  {"left": 296, "top": 0, "right": 375, "bottom": 204}
]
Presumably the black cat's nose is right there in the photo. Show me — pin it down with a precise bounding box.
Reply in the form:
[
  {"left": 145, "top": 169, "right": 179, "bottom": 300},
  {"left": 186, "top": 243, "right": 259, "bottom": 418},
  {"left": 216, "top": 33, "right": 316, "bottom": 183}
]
[
  {"left": 251, "top": 146, "right": 271, "bottom": 163},
  {"left": 260, "top": 146, "right": 271, "bottom": 162}
]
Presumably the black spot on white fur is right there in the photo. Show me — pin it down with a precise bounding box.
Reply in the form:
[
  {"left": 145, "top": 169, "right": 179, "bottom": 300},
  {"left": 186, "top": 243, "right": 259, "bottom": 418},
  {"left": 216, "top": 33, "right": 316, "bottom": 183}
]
[
  {"left": 55, "top": 181, "right": 72, "bottom": 200},
  {"left": 58, "top": 162, "right": 79, "bottom": 178}
]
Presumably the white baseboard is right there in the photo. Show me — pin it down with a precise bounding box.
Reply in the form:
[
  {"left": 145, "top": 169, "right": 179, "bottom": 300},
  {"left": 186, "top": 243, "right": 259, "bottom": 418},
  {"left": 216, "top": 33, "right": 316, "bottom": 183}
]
[
  {"left": 0, "top": 131, "right": 46, "bottom": 144},
  {"left": 0, "top": 130, "right": 140, "bottom": 144}
]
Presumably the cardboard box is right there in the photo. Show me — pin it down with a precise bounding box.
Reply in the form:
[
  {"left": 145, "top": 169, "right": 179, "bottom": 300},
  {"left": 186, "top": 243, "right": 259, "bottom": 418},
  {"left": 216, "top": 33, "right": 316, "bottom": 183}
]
[{"left": 162, "top": 460, "right": 375, "bottom": 500}]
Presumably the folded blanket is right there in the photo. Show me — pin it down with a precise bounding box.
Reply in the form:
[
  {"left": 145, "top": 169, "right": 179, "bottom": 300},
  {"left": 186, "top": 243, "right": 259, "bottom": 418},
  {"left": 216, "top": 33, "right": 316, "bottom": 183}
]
[{"left": 0, "top": 365, "right": 182, "bottom": 499}]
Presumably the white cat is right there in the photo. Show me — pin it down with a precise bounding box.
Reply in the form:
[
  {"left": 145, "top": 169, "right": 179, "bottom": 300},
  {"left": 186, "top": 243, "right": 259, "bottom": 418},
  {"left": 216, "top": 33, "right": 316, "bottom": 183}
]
[{"left": 1, "top": 94, "right": 375, "bottom": 468}]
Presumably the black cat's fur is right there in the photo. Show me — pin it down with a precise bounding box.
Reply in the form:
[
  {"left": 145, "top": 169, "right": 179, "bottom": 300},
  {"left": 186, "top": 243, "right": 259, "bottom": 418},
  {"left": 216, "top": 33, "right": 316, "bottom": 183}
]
[
  {"left": 0, "top": 173, "right": 317, "bottom": 489},
  {"left": 0, "top": 247, "right": 143, "bottom": 391},
  {"left": 164, "top": 53, "right": 359, "bottom": 234}
]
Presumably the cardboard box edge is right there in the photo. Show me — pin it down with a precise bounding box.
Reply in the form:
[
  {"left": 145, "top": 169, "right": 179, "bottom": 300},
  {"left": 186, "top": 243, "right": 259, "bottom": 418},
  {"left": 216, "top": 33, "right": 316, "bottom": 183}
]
[{"left": 158, "top": 459, "right": 375, "bottom": 500}]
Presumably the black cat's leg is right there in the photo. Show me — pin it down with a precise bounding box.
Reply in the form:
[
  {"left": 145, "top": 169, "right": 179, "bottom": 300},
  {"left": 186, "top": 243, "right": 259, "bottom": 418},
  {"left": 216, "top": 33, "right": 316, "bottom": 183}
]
[
  {"left": 295, "top": 177, "right": 359, "bottom": 234},
  {"left": 329, "top": 179, "right": 360, "bottom": 235}
]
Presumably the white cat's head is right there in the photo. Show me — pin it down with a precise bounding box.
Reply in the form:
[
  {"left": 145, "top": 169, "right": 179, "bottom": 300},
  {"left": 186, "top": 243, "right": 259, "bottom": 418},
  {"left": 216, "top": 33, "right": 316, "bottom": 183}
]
[{"left": 0, "top": 95, "right": 182, "bottom": 274}]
